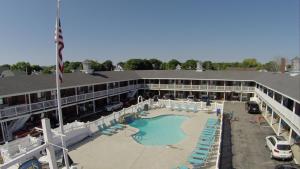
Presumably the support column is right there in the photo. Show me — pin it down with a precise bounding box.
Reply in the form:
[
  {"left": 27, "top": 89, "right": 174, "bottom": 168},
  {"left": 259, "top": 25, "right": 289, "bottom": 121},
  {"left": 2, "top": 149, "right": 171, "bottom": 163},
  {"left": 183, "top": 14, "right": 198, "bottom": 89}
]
[
  {"left": 42, "top": 118, "right": 58, "bottom": 169},
  {"left": 270, "top": 110, "right": 274, "bottom": 126},
  {"left": 1, "top": 122, "right": 5, "bottom": 142},
  {"left": 277, "top": 117, "right": 282, "bottom": 136},
  {"left": 288, "top": 128, "right": 293, "bottom": 144},
  {"left": 92, "top": 85, "right": 96, "bottom": 113}
]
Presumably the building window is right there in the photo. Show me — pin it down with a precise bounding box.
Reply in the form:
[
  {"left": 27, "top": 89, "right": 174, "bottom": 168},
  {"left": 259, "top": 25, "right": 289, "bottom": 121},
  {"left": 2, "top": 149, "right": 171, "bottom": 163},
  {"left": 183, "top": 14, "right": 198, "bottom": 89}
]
[
  {"left": 268, "top": 89, "right": 273, "bottom": 98},
  {"left": 263, "top": 87, "right": 268, "bottom": 94},
  {"left": 274, "top": 92, "right": 282, "bottom": 103},
  {"left": 295, "top": 102, "right": 300, "bottom": 117},
  {"left": 283, "top": 96, "right": 294, "bottom": 111},
  {"left": 0, "top": 97, "right": 3, "bottom": 105}
]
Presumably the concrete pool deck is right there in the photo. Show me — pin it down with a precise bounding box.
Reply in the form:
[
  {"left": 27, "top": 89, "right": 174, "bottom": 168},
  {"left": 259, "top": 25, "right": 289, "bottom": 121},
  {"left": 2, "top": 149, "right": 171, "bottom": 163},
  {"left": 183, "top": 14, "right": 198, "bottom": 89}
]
[{"left": 68, "top": 108, "right": 219, "bottom": 169}]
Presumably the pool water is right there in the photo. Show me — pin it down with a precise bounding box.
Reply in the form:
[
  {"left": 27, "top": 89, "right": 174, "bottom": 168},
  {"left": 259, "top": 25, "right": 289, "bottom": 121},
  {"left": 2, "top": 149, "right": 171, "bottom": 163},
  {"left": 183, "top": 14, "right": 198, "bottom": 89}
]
[{"left": 129, "top": 115, "right": 188, "bottom": 146}]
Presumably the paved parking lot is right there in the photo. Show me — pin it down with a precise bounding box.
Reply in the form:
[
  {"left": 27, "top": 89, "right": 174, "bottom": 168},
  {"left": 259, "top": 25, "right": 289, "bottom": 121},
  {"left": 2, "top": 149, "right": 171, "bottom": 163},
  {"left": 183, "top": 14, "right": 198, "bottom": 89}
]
[{"left": 224, "top": 102, "right": 293, "bottom": 169}]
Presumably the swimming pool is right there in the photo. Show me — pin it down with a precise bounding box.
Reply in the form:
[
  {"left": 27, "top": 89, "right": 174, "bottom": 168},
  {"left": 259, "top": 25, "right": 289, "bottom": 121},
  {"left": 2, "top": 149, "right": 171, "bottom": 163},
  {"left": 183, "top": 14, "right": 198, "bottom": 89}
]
[{"left": 129, "top": 115, "right": 188, "bottom": 146}]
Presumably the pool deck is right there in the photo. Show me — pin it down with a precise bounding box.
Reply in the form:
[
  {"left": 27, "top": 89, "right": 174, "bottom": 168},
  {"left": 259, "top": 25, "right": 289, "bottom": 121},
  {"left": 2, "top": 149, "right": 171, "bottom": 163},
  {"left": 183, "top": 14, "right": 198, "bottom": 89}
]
[{"left": 69, "top": 108, "right": 219, "bottom": 169}]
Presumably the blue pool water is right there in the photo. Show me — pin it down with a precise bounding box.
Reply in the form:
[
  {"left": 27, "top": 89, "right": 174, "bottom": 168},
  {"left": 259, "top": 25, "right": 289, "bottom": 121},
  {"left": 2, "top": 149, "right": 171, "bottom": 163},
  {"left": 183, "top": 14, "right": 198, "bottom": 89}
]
[{"left": 129, "top": 115, "right": 189, "bottom": 146}]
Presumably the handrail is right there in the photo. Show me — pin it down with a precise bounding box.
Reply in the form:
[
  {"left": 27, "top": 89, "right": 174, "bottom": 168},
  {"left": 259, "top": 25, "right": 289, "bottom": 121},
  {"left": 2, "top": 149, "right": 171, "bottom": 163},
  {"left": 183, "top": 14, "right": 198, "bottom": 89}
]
[{"left": 0, "top": 85, "right": 140, "bottom": 120}]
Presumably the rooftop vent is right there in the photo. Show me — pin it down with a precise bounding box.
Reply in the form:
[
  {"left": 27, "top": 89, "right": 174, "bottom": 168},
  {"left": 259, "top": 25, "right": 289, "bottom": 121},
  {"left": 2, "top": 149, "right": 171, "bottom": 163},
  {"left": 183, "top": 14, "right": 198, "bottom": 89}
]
[
  {"left": 196, "top": 61, "right": 203, "bottom": 72},
  {"left": 81, "top": 60, "right": 94, "bottom": 74}
]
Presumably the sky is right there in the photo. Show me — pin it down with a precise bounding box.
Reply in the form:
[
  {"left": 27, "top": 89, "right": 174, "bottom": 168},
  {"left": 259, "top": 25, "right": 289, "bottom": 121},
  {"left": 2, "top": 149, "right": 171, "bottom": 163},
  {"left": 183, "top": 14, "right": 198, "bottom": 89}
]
[{"left": 0, "top": 0, "right": 299, "bottom": 66}]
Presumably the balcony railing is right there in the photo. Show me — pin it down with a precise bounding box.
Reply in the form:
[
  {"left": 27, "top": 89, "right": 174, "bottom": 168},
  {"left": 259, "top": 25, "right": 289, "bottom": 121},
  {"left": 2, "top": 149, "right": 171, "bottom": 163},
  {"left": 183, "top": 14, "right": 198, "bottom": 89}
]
[
  {"left": 0, "top": 85, "right": 140, "bottom": 120},
  {"left": 144, "top": 84, "right": 255, "bottom": 92}
]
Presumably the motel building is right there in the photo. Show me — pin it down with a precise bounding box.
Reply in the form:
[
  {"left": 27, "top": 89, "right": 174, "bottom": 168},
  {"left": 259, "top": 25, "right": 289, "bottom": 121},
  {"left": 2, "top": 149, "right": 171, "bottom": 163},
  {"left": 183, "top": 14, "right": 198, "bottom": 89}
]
[{"left": 0, "top": 66, "right": 299, "bottom": 163}]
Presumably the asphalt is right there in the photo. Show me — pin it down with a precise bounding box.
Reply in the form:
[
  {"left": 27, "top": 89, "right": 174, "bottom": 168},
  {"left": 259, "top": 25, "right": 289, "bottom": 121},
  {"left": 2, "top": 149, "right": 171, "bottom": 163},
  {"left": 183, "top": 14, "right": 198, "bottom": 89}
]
[{"left": 223, "top": 102, "right": 294, "bottom": 169}]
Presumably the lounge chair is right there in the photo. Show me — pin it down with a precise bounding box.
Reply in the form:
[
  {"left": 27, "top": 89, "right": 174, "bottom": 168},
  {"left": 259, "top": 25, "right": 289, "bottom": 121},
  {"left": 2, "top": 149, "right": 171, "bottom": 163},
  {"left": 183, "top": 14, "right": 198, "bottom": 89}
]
[
  {"left": 188, "top": 157, "right": 204, "bottom": 166},
  {"left": 190, "top": 153, "right": 208, "bottom": 160},
  {"left": 173, "top": 165, "right": 189, "bottom": 169},
  {"left": 110, "top": 120, "right": 124, "bottom": 130},
  {"left": 102, "top": 123, "right": 118, "bottom": 132},
  {"left": 97, "top": 125, "right": 114, "bottom": 135},
  {"left": 194, "top": 149, "right": 209, "bottom": 155},
  {"left": 113, "top": 119, "right": 126, "bottom": 128}
]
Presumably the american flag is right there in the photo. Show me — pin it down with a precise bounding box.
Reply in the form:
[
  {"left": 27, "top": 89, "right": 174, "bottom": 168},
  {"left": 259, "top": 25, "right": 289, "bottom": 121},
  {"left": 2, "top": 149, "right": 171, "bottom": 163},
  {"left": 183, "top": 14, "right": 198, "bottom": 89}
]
[{"left": 55, "top": 19, "right": 64, "bottom": 83}]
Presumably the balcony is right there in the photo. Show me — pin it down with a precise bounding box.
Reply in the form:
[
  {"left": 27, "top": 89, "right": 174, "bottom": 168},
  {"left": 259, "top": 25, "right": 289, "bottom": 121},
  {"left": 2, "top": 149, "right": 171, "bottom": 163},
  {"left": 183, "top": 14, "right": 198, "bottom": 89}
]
[
  {"left": 145, "top": 84, "right": 255, "bottom": 92},
  {"left": 0, "top": 85, "right": 139, "bottom": 120},
  {"left": 256, "top": 88, "right": 300, "bottom": 134}
]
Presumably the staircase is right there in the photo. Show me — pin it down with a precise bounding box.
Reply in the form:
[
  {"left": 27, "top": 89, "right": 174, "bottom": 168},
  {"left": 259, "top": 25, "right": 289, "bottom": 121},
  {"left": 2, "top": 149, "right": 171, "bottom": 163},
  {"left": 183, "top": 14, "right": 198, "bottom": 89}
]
[
  {"left": 127, "top": 89, "right": 138, "bottom": 98},
  {"left": 7, "top": 115, "right": 31, "bottom": 140}
]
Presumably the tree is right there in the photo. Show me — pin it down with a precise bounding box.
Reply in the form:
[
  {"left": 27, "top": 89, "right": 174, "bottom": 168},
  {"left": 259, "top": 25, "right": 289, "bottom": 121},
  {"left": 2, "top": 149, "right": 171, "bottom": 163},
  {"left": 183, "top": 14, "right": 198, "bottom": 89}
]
[
  {"left": 124, "top": 59, "right": 146, "bottom": 70},
  {"left": 117, "top": 62, "right": 125, "bottom": 68},
  {"left": 11, "top": 62, "right": 32, "bottom": 74},
  {"left": 149, "top": 59, "right": 162, "bottom": 70},
  {"left": 89, "top": 60, "right": 104, "bottom": 71},
  {"left": 42, "top": 67, "right": 53, "bottom": 74},
  {"left": 31, "top": 65, "right": 43, "bottom": 72},
  {"left": 263, "top": 61, "right": 279, "bottom": 72},
  {"left": 167, "top": 59, "right": 181, "bottom": 70},
  {"left": 182, "top": 60, "right": 197, "bottom": 70},
  {"left": 242, "top": 58, "right": 260, "bottom": 68},
  {"left": 202, "top": 61, "right": 213, "bottom": 70},
  {"left": 102, "top": 60, "right": 114, "bottom": 71}
]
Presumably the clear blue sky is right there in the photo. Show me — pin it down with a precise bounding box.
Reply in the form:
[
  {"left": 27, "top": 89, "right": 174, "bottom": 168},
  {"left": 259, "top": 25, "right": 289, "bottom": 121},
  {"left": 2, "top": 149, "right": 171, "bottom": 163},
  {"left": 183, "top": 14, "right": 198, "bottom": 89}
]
[{"left": 0, "top": 0, "right": 299, "bottom": 65}]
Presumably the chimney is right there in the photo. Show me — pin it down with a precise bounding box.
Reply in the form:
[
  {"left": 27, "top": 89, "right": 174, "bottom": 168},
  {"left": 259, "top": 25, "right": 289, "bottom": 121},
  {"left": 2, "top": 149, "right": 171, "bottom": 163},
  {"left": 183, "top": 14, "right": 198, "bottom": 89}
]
[
  {"left": 279, "top": 58, "right": 286, "bottom": 73},
  {"left": 81, "top": 60, "right": 94, "bottom": 74}
]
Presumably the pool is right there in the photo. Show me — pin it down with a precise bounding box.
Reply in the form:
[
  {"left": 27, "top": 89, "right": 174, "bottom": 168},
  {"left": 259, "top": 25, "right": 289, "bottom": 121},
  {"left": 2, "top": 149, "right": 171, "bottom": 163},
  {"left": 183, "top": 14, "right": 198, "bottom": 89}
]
[{"left": 129, "top": 115, "right": 189, "bottom": 146}]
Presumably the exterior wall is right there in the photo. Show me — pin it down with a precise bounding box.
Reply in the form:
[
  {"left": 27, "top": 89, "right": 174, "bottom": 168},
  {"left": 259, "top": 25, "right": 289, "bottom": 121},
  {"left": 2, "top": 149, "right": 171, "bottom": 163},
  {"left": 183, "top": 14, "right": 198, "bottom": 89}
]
[{"left": 0, "top": 77, "right": 299, "bottom": 144}]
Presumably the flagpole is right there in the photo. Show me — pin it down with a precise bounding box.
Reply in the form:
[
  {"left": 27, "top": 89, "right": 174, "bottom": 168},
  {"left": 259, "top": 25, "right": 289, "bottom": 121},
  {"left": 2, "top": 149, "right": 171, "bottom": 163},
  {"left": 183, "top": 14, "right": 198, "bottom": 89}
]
[{"left": 55, "top": 0, "right": 70, "bottom": 168}]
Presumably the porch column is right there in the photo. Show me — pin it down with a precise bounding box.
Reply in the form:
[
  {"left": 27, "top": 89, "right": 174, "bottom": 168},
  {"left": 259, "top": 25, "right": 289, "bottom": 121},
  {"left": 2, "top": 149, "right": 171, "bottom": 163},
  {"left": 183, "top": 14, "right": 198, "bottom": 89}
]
[
  {"left": 93, "top": 88, "right": 96, "bottom": 114},
  {"left": 288, "top": 128, "right": 293, "bottom": 144},
  {"left": 1, "top": 122, "right": 6, "bottom": 142},
  {"left": 270, "top": 110, "right": 274, "bottom": 126},
  {"left": 277, "top": 117, "right": 282, "bottom": 136},
  {"left": 28, "top": 93, "right": 32, "bottom": 112},
  {"left": 106, "top": 83, "right": 109, "bottom": 104}
]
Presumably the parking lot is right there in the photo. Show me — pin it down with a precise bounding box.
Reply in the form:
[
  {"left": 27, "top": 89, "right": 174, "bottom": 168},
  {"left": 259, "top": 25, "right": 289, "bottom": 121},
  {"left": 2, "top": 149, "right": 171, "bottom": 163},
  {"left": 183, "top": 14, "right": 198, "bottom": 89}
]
[{"left": 224, "top": 102, "right": 294, "bottom": 169}]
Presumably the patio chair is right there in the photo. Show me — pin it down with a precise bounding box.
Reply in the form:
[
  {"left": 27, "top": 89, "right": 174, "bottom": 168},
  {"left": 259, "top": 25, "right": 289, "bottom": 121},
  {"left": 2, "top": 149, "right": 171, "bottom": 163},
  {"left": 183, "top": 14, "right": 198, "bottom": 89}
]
[
  {"left": 110, "top": 120, "right": 124, "bottom": 130},
  {"left": 97, "top": 125, "right": 114, "bottom": 135},
  {"left": 102, "top": 123, "right": 118, "bottom": 132}
]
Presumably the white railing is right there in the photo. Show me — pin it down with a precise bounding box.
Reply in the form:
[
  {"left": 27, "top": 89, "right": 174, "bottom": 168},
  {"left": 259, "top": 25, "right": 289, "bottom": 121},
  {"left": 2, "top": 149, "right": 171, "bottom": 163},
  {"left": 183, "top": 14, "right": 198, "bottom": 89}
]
[
  {"left": 256, "top": 88, "right": 300, "bottom": 135},
  {"left": 0, "top": 85, "right": 141, "bottom": 120},
  {"left": 215, "top": 101, "right": 224, "bottom": 169}
]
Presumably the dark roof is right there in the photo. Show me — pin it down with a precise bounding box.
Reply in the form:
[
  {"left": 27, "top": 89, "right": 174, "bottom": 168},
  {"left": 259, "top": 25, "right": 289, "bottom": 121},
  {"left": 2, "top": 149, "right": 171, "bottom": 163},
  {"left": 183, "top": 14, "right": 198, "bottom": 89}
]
[{"left": 0, "top": 70, "right": 299, "bottom": 102}]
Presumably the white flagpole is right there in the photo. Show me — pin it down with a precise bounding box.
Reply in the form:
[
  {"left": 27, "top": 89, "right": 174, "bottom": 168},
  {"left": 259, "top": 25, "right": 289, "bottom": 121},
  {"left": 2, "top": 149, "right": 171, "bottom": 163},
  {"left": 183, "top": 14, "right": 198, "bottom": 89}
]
[{"left": 55, "top": 0, "right": 70, "bottom": 168}]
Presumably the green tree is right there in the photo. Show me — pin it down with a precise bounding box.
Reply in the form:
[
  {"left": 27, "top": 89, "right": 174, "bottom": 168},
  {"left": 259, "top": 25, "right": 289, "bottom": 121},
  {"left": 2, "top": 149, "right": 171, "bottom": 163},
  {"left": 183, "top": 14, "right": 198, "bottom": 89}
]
[
  {"left": 124, "top": 59, "right": 146, "bottom": 70},
  {"left": 31, "top": 65, "right": 43, "bottom": 72},
  {"left": 102, "top": 60, "right": 114, "bottom": 71},
  {"left": 11, "top": 62, "right": 32, "bottom": 74},
  {"left": 182, "top": 60, "right": 197, "bottom": 70},
  {"left": 90, "top": 60, "right": 104, "bottom": 71},
  {"left": 42, "top": 67, "right": 53, "bottom": 74},
  {"left": 149, "top": 59, "right": 162, "bottom": 70},
  {"left": 167, "top": 59, "right": 181, "bottom": 70},
  {"left": 202, "top": 61, "right": 213, "bottom": 70},
  {"left": 263, "top": 61, "right": 279, "bottom": 72},
  {"left": 242, "top": 58, "right": 260, "bottom": 68}
]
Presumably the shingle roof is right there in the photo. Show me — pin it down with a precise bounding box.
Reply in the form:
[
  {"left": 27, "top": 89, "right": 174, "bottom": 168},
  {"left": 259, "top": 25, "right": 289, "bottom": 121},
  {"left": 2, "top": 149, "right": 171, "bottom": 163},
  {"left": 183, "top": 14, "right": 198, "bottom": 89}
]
[{"left": 0, "top": 70, "right": 299, "bottom": 102}]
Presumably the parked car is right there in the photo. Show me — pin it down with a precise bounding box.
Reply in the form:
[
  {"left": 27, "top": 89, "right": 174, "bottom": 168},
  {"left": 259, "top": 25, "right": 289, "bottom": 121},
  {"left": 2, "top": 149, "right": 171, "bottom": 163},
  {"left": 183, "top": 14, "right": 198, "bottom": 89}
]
[
  {"left": 105, "top": 102, "right": 123, "bottom": 112},
  {"left": 187, "top": 95, "right": 195, "bottom": 101},
  {"left": 246, "top": 101, "right": 260, "bottom": 114},
  {"left": 275, "top": 163, "right": 300, "bottom": 169},
  {"left": 265, "top": 135, "right": 293, "bottom": 160},
  {"left": 162, "top": 94, "right": 174, "bottom": 100}
]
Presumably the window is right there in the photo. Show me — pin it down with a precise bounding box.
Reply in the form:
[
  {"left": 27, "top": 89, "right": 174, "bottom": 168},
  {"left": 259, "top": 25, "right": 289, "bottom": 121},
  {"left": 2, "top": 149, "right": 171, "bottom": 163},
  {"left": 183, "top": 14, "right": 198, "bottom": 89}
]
[
  {"left": 295, "top": 102, "right": 300, "bottom": 117},
  {"left": 269, "top": 138, "right": 275, "bottom": 145},
  {"left": 0, "top": 97, "right": 3, "bottom": 105},
  {"left": 274, "top": 92, "right": 282, "bottom": 104},
  {"left": 263, "top": 87, "right": 268, "bottom": 94},
  {"left": 283, "top": 96, "right": 294, "bottom": 111},
  {"left": 268, "top": 89, "right": 273, "bottom": 98}
]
